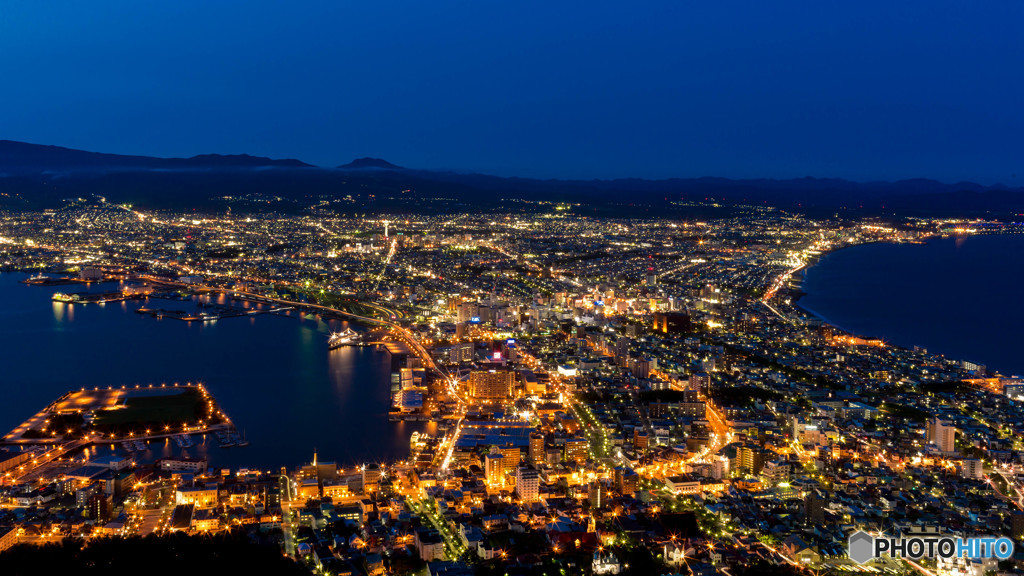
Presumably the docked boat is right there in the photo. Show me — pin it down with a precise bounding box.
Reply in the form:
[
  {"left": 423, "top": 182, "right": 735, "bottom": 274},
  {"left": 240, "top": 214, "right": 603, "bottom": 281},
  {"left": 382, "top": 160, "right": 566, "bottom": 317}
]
[
  {"left": 52, "top": 292, "right": 79, "bottom": 303},
  {"left": 328, "top": 328, "right": 359, "bottom": 349}
]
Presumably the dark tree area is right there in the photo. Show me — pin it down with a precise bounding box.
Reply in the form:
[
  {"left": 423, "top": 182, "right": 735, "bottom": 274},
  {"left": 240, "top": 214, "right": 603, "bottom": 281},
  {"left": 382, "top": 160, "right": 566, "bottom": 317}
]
[
  {"left": 732, "top": 559, "right": 804, "bottom": 576},
  {"left": 0, "top": 531, "right": 307, "bottom": 576}
]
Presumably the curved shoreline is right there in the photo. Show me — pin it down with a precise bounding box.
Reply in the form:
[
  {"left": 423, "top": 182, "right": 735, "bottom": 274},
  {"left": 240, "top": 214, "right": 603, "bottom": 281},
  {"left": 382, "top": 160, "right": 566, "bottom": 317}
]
[{"left": 793, "top": 233, "right": 1022, "bottom": 376}]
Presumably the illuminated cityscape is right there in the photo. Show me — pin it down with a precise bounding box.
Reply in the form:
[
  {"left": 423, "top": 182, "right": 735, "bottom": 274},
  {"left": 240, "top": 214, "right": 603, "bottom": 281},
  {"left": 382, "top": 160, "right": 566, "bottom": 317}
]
[
  {"left": 1, "top": 2, "right": 1022, "bottom": 574},
  {"left": 0, "top": 200, "right": 1022, "bottom": 575}
]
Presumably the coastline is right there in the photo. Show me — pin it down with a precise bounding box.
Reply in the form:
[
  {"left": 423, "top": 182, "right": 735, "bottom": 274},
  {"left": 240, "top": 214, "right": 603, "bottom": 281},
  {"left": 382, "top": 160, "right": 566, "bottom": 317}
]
[
  {"left": 790, "top": 233, "right": 1023, "bottom": 376},
  {"left": 0, "top": 272, "right": 414, "bottom": 471}
]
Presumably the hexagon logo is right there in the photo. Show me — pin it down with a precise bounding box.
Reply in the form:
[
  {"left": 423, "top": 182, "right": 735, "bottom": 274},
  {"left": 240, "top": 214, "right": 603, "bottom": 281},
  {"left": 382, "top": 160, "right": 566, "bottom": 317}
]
[{"left": 848, "top": 531, "right": 875, "bottom": 564}]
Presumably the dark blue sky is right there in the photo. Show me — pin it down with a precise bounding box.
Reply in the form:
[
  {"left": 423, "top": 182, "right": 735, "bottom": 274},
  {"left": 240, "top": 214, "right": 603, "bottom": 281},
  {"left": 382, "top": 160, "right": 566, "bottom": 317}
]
[{"left": 2, "top": 1, "right": 1021, "bottom": 182}]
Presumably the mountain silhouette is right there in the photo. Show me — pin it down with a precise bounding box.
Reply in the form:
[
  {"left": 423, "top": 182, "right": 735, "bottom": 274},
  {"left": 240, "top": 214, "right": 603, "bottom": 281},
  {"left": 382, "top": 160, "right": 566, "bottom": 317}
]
[{"left": 0, "top": 140, "right": 1020, "bottom": 217}]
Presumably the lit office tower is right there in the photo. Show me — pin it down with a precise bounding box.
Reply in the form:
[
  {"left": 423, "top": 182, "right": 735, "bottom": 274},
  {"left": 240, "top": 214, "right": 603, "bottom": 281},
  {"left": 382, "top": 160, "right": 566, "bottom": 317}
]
[
  {"left": 484, "top": 453, "right": 505, "bottom": 487},
  {"left": 926, "top": 417, "right": 956, "bottom": 453},
  {"left": 515, "top": 466, "right": 540, "bottom": 502},
  {"left": 469, "top": 370, "right": 515, "bottom": 400},
  {"left": 529, "top": 432, "right": 545, "bottom": 466}
]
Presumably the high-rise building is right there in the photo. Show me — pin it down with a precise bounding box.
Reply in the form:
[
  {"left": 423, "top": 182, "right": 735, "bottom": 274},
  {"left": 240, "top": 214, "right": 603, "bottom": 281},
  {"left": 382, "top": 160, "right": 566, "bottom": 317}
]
[
  {"left": 630, "top": 357, "right": 652, "bottom": 379},
  {"left": 737, "top": 445, "right": 765, "bottom": 475},
  {"left": 712, "top": 455, "right": 730, "bottom": 480},
  {"left": 469, "top": 370, "right": 515, "bottom": 400},
  {"left": 652, "top": 312, "right": 691, "bottom": 334},
  {"left": 588, "top": 480, "right": 604, "bottom": 510},
  {"left": 362, "top": 463, "right": 382, "bottom": 493},
  {"left": 484, "top": 453, "right": 505, "bottom": 486},
  {"left": 564, "top": 439, "right": 589, "bottom": 463},
  {"left": 926, "top": 417, "right": 956, "bottom": 453},
  {"left": 961, "top": 458, "right": 983, "bottom": 480},
  {"left": 804, "top": 490, "right": 825, "bottom": 525},
  {"left": 449, "top": 342, "right": 474, "bottom": 363},
  {"left": 633, "top": 430, "right": 650, "bottom": 453},
  {"left": 498, "top": 444, "right": 521, "bottom": 473},
  {"left": 89, "top": 493, "right": 112, "bottom": 523},
  {"left": 515, "top": 466, "right": 540, "bottom": 502},
  {"left": 529, "top": 432, "right": 545, "bottom": 466},
  {"left": 614, "top": 467, "right": 638, "bottom": 496}
]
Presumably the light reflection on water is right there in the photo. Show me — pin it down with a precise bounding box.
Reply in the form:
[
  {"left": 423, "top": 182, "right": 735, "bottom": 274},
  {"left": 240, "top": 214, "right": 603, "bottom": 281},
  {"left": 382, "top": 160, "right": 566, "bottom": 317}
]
[{"left": 0, "top": 273, "right": 428, "bottom": 471}]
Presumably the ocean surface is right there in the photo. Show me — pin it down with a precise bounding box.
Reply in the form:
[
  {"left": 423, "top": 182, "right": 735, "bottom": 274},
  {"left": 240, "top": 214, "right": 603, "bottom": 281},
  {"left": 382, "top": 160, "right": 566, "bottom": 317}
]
[
  {"left": 799, "top": 234, "right": 1024, "bottom": 377},
  {"left": 0, "top": 273, "right": 431, "bottom": 471}
]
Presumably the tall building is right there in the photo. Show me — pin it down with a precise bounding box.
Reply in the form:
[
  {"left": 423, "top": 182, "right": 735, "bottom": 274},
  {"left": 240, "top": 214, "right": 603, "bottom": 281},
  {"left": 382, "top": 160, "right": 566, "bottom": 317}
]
[
  {"left": 449, "top": 342, "right": 474, "bottom": 363},
  {"left": 529, "top": 432, "right": 545, "bottom": 466},
  {"left": 712, "top": 455, "right": 730, "bottom": 480},
  {"left": 804, "top": 490, "right": 825, "bottom": 525},
  {"left": 588, "top": 480, "right": 604, "bottom": 510},
  {"left": 926, "top": 417, "right": 956, "bottom": 453},
  {"left": 614, "top": 467, "right": 638, "bottom": 496},
  {"left": 498, "top": 444, "right": 521, "bottom": 473},
  {"left": 484, "top": 453, "right": 505, "bottom": 486},
  {"left": 737, "top": 445, "right": 765, "bottom": 475},
  {"left": 515, "top": 466, "right": 540, "bottom": 502},
  {"left": 564, "top": 439, "right": 589, "bottom": 463},
  {"left": 652, "top": 312, "right": 691, "bottom": 334},
  {"left": 89, "top": 493, "right": 113, "bottom": 523},
  {"left": 633, "top": 430, "right": 650, "bottom": 453},
  {"left": 362, "top": 463, "right": 382, "bottom": 493},
  {"left": 961, "top": 458, "right": 983, "bottom": 480},
  {"left": 630, "top": 357, "right": 652, "bottom": 379},
  {"left": 469, "top": 370, "right": 515, "bottom": 400}
]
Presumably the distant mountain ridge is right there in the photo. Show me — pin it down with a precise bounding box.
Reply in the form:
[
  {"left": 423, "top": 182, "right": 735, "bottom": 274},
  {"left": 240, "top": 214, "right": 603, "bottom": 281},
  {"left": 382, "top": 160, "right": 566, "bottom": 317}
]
[
  {"left": 0, "top": 140, "right": 312, "bottom": 171},
  {"left": 0, "top": 140, "right": 1020, "bottom": 216}
]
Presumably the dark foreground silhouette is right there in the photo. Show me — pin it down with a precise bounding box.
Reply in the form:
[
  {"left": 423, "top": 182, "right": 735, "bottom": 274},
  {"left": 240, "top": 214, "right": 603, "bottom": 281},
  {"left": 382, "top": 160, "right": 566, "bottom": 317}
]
[{"left": 0, "top": 531, "right": 307, "bottom": 576}]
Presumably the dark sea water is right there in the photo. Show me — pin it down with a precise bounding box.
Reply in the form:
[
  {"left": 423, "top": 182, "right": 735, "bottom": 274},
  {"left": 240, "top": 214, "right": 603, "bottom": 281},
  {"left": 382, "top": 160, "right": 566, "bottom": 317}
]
[
  {"left": 0, "top": 274, "right": 431, "bottom": 471},
  {"left": 799, "top": 234, "right": 1024, "bottom": 377}
]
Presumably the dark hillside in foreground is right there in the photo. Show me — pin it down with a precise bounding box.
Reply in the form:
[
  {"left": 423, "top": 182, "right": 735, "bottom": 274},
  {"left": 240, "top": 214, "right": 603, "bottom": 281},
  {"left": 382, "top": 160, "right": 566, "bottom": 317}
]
[{"left": 0, "top": 532, "right": 307, "bottom": 576}]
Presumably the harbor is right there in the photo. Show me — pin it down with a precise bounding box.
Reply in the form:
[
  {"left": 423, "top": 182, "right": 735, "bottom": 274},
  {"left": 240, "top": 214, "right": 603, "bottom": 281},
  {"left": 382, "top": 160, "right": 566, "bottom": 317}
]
[
  {"left": 0, "top": 383, "right": 245, "bottom": 485},
  {"left": 0, "top": 272, "right": 427, "bottom": 471},
  {"left": 1, "top": 384, "right": 236, "bottom": 446}
]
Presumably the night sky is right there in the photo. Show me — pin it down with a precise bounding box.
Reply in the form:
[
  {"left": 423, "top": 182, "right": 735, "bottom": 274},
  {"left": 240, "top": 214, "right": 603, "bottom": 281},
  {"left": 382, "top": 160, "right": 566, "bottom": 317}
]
[{"left": 1, "top": 1, "right": 1021, "bottom": 182}]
